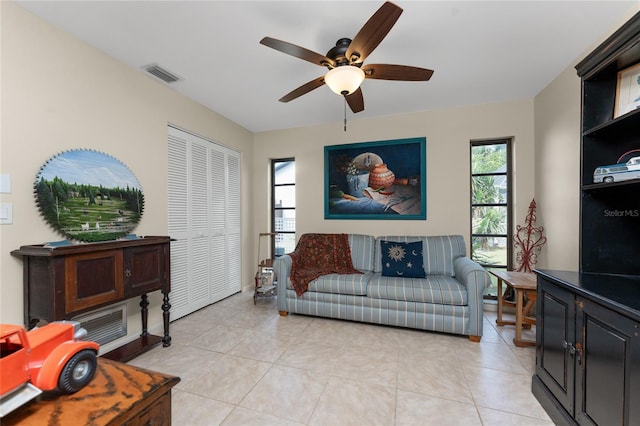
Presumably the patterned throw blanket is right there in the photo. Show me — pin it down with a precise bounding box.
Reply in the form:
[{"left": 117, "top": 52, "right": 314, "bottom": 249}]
[{"left": 289, "top": 233, "right": 362, "bottom": 296}]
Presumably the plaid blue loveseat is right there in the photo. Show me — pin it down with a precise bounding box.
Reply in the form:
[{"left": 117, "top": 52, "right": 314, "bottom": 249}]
[{"left": 274, "top": 234, "right": 491, "bottom": 341}]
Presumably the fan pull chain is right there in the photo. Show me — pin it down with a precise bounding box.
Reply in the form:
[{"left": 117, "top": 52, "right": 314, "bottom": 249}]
[{"left": 343, "top": 96, "right": 347, "bottom": 132}]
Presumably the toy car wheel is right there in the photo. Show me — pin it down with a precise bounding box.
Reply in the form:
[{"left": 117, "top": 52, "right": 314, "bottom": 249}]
[
  {"left": 604, "top": 176, "right": 614, "bottom": 183},
  {"left": 58, "top": 349, "right": 97, "bottom": 394}
]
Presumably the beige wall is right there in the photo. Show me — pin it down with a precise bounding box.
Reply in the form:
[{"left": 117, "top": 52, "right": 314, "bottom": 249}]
[
  {"left": 0, "top": 3, "right": 254, "bottom": 351},
  {"left": 533, "top": 66, "right": 581, "bottom": 271},
  {"left": 253, "top": 99, "right": 536, "bottom": 252}
]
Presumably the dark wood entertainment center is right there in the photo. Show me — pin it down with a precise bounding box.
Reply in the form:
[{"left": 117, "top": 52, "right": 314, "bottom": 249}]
[
  {"left": 11, "top": 236, "right": 172, "bottom": 362},
  {"left": 532, "top": 12, "right": 640, "bottom": 425}
]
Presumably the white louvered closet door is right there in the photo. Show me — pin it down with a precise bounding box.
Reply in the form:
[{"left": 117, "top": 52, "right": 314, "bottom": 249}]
[
  {"left": 168, "top": 126, "right": 241, "bottom": 320},
  {"left": 226, "top": 154, "right": 242, "bottom": 302}
]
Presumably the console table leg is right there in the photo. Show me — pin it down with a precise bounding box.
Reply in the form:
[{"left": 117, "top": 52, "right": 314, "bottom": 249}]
[
  {"left": 140, "top": 294, "right": 149, "bottom": 337},
  {"left": 162, "top": 290, "right": 172, "bottom": 347}
]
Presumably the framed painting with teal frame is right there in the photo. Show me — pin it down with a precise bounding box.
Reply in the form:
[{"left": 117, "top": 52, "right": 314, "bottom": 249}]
[{"left": 324, "top": 137, "right": 426, "bottom": 220}]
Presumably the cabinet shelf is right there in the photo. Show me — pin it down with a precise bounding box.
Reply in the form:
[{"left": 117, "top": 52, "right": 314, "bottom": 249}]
[
  {"left": 582, "top": 178, "right": 640, "bottom": 192},
  {"left": 583, "top": 107, "right": 640, "bottom": 138}
]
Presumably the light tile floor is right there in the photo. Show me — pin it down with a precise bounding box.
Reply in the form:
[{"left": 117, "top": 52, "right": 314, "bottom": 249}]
[{"left": 128, "top": 292, "right": 552, "bottom": 425}]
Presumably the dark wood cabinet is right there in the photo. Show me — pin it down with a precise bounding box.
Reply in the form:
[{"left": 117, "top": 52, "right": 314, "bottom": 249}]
[
  {"left": 11, "top": 236, "right": 172, "bottom": 361},
  {"left": 533, "top": 12, "right": 640, "bottom": 425},
  {"left": 534, "top": 271, "right": 640, "bottom": 425}
]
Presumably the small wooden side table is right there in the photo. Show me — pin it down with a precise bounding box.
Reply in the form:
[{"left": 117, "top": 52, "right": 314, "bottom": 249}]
[
  {"left": 490, "top": 270, "right": 537, "bottom": 347},
  {"left": 3, "top": 358, "right": 179, "bottom": 425}
]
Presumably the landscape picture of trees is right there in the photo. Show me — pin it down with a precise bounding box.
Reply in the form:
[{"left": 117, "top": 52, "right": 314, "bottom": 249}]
[{"left": 35, "top": 149, "right": 144, "bottom": 242}]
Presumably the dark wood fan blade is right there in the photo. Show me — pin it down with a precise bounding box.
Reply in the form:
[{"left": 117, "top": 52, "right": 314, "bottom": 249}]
[
  {"left": 279, "top": 76, "right": 326, "bottom": 103},
  {"left": 346, "top": 87, "right": 364, "bottom": 113},
  {"left": 260, "top": 37, "right": 335, "bottom": 68},
  {"left": 362, "top": 64, "right": 434, "bottom": 81},
  {"left": 346, "top": 2, "right": 403, "bottom": 64}
]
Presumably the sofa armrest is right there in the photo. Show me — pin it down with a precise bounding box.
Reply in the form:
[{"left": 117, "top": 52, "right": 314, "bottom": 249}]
[
  {"left": 454, "top": 257, "right": 491, "bottom": 337},
  {"left": 274, "top": 255, "right": 292, "bottom": 312}
]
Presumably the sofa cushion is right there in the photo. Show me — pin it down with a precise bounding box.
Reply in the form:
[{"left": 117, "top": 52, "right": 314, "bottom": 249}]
[
  {"left": 380, "top": 240, "right": 426, "bottom": 278},
  {"left": 348, "top": 234, "right": 376, "bottom": 272},
  {"left": 367, "top": 274, "right": 467, "bottom": 305},
  {"left": 288, "top": 271, "right": 375, "bottom": 296},
  {"left": 374, "top": 235, "right": 466, "bottom": 276}
]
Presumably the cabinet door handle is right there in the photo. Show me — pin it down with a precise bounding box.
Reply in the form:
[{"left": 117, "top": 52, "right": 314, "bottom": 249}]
[
  {"left": 562, "top": 341, "right": 583, "bottom": 365},
  {"left": 125, "top": 269, "right": 132, "bottom": 278},
  {"left": 562, "top": 340, "right": 576, "bottom": 355}
]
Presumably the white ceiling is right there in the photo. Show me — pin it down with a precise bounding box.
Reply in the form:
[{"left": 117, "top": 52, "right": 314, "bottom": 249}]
[{"left": 15, "top": 1, "right": 639, "bottom": 133}]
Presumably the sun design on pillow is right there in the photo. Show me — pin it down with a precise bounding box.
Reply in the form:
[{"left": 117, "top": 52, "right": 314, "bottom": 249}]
[{"left": 387, "top": 245, "right": 406, "bottom": 262}]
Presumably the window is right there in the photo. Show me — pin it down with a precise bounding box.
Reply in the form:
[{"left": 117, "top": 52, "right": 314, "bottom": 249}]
[
  {"left": 271, "top": 158, "right": 295, "bottom": 257},
  {"left": 470, "top": 139, "right": 512, "bottom": 297}
]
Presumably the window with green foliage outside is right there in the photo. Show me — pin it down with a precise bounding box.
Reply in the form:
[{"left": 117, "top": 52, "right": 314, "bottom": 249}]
[{"left": 470, "top": 140, "right": 512, "bottom": 297}]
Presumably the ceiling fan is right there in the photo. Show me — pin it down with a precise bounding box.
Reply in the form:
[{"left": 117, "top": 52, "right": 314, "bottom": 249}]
[{"left": 260, "top": 1, "right": 434, "bottom": 114}]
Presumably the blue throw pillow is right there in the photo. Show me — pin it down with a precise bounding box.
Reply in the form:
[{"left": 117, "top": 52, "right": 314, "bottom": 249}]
[{"left": 380, "top": 240, "right": 426, "bottom": 278}]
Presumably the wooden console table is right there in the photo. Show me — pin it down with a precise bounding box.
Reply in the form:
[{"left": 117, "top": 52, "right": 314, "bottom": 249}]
[
  {"left": 2, "top": 358, "right": 179, "bottom": 425},
  {"left": 491, "top": 270, "right": 537, "bottom": 347},
  {"left": 11, "top": 236, "right": 172, "bottom": 361}
]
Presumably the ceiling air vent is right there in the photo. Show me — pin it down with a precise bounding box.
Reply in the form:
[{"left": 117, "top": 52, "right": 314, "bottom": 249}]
[{"left": 142, "top": 63, "right": 182, "bottom": 83}]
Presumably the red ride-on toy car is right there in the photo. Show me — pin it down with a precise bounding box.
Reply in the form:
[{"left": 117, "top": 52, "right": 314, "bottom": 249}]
[{"left": 0, "top": 321, "right": 99, "bottom": 417}]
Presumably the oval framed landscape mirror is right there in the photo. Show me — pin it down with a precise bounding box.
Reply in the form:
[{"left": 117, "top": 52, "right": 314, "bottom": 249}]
[{"left": 34, "top": 149, "right": 145, "bottom": 242}]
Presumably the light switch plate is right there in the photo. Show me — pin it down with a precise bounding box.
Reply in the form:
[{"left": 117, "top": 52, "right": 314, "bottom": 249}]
[
  {"left": 0, "top": 174, "right": 11, "bottom": 193},
  {"left": 0, "top": 203, "right": 13, "bottom": 224}
]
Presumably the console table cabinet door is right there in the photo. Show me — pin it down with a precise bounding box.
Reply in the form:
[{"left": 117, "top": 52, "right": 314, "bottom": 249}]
[
  {"left": 24, "top": 256, "right": 65, "bottom": 325},
  {"left": 65, "top": 249, "right": 124, "bottom": 313},
  {"left": 536, "top": 278, "right": 576, "bottom": 416},
  {"left": 124, "top": 244, "right": 168, "bottom": 298},
  {"left": 576, "top": 299, "right": 640, "bottom": 426}
]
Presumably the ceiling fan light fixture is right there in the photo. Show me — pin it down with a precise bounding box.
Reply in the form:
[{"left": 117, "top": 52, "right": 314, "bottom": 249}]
[{"left": 325, "top": 66, "right": 365, "bottom": 96}]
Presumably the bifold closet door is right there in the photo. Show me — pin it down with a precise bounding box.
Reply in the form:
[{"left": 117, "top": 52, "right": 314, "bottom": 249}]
[{"left": 168, "top": 126, "right": 241, "bottom": 320}]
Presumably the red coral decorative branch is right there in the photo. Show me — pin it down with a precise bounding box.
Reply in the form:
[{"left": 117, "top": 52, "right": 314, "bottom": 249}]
[{"left": 514, "top": 199, "right": 547, "bottom": 272}]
